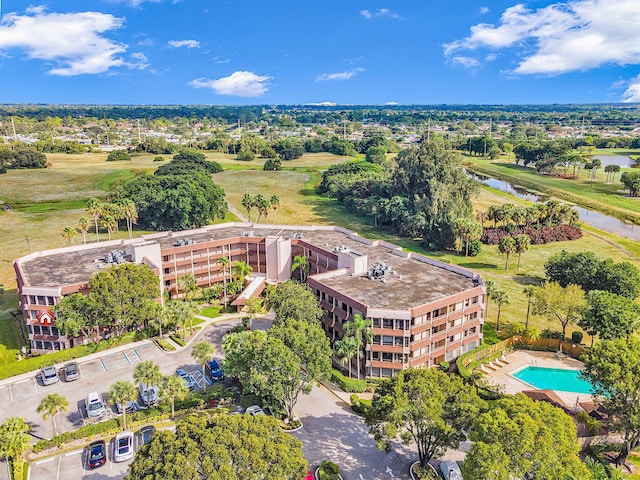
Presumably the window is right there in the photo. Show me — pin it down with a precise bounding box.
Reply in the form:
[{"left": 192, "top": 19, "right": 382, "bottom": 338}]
[
  {"left": 372, "top": 318, "right": 381, "bottom": 328},
  {"left": 433, "top": 339, "right": 445, "bottom": 349},
  {"left": 33, "top": 325, "right": 41, "bottom": 335},
  {"left": 383, "top": 318, "right": 394, "bottom": 329},
  {"left": 53, "top": 342, "right": 61, "bottom": 351},
  {"left": 431, "top": 324, "right": 445, "bottom": 335},
  {"left": 371, "top": 367, "right": 380, "bottom": 377},
  {"left": 381, "top": 368, "right": 393, "bottom": 378},
  {"left": 35, "top": 341, "right": 43, "bottom": 349},
  {"left": 29, "top": 295, "right": 36, "bottom": 305},
  {"left": 43, "top": 341, "right": 52, "bottom": 350},
  {"left": 41, "top": 326, "right": 51, "bottom": 336},
  {"left": 37, "top": 296, "right": 46, "bottom": 305},
  {"left": 47, "top": 296, "right": 55, "bottom": 305},
  {"left": 52, "top": 326, "right": 59, "bottom": 336},
  {"left": 373, "top": 335, "right": 381, "bottom": 345},
  {"left": 382, "top": 336, "right": 393, "bottom": 346},
  {"left": 341, "top": 302, "right": 348, "bottom": 312},
  {"left": 382, "top": 352, "right": 393, "bottom": 362},
  {"left": 372, "top": 352, "right": 380, "bottom": 361},
  {"left": 27, "top": 325, "right": 33, "bottom": 334}
]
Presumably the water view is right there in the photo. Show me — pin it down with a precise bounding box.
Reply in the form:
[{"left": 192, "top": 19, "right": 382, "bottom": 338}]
[{"left": 589, "top": 155, "right": 637, "bottom": 168}]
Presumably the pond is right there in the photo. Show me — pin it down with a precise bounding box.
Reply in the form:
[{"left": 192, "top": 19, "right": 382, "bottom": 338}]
[
  {"left": 589, "top": 154, "right": 637, "bottom": 168},
  {"left": 469, "top": 172, "right": 640, "bottom": 241}
]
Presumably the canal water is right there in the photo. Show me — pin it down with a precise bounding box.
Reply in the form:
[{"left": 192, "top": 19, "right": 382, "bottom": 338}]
[
  {"left": 470, "top": 172, "right": 640, "bottom": 241},
  {"left": 589, "top": 155, "right": 637, "bottom": 168}
]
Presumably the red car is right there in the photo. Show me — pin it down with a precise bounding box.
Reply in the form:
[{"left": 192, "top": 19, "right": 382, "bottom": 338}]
[{"left": 304, "top": 471, "right": 314, "bottom": 480}]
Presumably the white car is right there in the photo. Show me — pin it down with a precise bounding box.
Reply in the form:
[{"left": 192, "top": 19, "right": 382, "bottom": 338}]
[
  {"left": 86, "top": 392, "right": 106, "bottom": 419},
  {"left": 440, "top": 461, "right": 463, "bottom": 480},
  {"left": 114, "top": 431, "right": 134, "bottom": 462},
  {"left": 138, "top": 383, "right": 160, "bottom": 406},
  {"left": 246, "top": 405, "right": 265, "bottom": 417}
]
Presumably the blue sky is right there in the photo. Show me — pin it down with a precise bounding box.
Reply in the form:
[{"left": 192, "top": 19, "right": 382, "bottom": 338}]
[{"left": 1, "top": 0, "right": 640, "bottom": 104}]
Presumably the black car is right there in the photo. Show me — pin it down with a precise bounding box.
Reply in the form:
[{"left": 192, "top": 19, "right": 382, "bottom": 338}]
[
  {"left": 63, "top": 362, "right": 80, "bottom": 382},
  {"left": 137, "top": 425, "right": 156, "bottom": 447},
  {"left": 87, "top": 440, "right": 106, "bottom": 469}
]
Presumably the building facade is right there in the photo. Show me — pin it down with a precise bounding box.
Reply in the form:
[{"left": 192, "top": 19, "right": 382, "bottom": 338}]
[{"left": 14, "top": 222, "right": 485, "bottom": 377}]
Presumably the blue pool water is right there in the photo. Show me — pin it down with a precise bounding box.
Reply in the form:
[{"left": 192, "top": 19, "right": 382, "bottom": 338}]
[{"left": 512, "top": 366, "right": 594, "bottom": 394}]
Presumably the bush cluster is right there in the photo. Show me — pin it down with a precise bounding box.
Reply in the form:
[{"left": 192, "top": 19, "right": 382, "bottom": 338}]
[
  {"left": 155, "top": 338, "right": 176, "bottom": 351},
  {"left": 169, "top": 334, "right": 186, "bottom": 346},
  {"left": 33, "top": 419, "right": 119, "bottom": 452},
  {"left": 482, "top": 224, "right": 582, "bottom": 245},
  {"left": 349, "top": 394, "right": 371, "bottom": 416},
  {"left": 330, "top": 369, "right": 366, "bottom": 393},
  {"left": 318, "top": 460, "right": 340, "bottom": 480}
]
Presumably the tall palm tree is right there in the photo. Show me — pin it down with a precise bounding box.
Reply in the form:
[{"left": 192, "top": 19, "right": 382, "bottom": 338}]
[
  {"left": 37, "top": 393, "right": 68, "bottom": 437},
  {"left": 232, "top": 260, "right": 253, "bottom": 282},
  {"left": 109, "top": 381, "right": 137, "bottom": 431},
  {"left": 291, "top": 255, "right": 310, "bottom": 282},
  {"left": 514, "top": 234, "right": 531, "bottom": 270},
  {"left": 334, "top": 336, "right": 358, "bottom": 378},
  {"left": 152, "top": 306, "right": 172, "bottom": 338},
  {"left": 133, "top": 361, "right": 162, "bottom": 393},
  {"left": 484, "top": 279, "right": 496, "bottom": 319},
  {"left": 178, "top": 273, "right": 200, "bottom": 302},
  {"left": 101, "top": 214, "right": 116, "bottom": 241},
  {"left": 343, "top": 314, "right": 374, "bottom": 380},
  {"left": 60, "top": 226, "right": 76, "bottom": 245},
  {"left": 191, "top": 341, "right": 215, "bottom": 393},
  {"left": 86, "top": 198, "right": 102, "bottom": 242},
  {"left": 217, "top": 256, "right": 231, "bottom": 309},
  {"left": 253, "top": 194, "right": 269, "bottom": 223},
  {"left": 161, "top": 375, "right": 188, "bottom": 419},
  {"left": 78, "top": 216, "right": 90, "bottom": 244},
  {"left": 241, "top": 193, "right": 253, "bottom": 222},
  {"left": 498, "top": 236, "right": 516, "bottom": 271},
  {"left": 0, "top": 417, "right": 30, "bottom": 479},
  {"left": 270, "top": 195, "right": 280, "bottom": 224},
  {"left": 492, "top": 289, "right": 510, "bottom": 331},
  {"left": 123, "top": 199, "right": 138, "bottom": 239},
  {"left": 522, "top": 285, "right": 536, "bottom": 329}
]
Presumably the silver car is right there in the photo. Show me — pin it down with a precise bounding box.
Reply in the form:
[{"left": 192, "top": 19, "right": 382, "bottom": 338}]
[
  {"left": 63, "top": 362, "right": 79, "bottom": 382},
  {"left": 86, "top": 392, "right": 107, "bottom": 419},
  {"left": 40, "top": 366, "right": 59, "bottom": 386}
]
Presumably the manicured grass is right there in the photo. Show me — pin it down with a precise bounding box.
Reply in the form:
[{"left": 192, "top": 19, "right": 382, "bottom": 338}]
[
  {"left": 465, "top": 154, "right": 640, "bottom": 224},
  {"left": 0, "top": 310, "right": 25, "bottom": 365},
  {"left": 199, "top": 306, "right": 221, "bottom": 318}
]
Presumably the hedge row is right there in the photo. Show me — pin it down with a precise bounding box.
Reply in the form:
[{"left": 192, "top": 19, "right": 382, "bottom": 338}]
[
  {"left": 330, "top": 369, "right": 366, "bottom": 393},
  {"left": 0, "top": 331, "right": 150, "bottom": 381},
  {"left": 349, "top": 394, "right": 371, "bottom": 416},
  {"left": 155, "top": 338, "right": 176, "bottom": 351},
  {"left": 170, "top": 334, "right": 186, "bottom": 347}
]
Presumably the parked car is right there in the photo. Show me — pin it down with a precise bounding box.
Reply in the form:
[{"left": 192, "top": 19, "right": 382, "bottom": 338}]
[
  {"left": 86, "top": 392, "right": 106, "bottom": 419},
  {"left": 63, "top": 362, "right": 80, "bottom": 382},
  {"left": 304, "top": 471, "right": 314, "bottom": 480},
  {"left": 115, "top": 400, "right": 141, "bottom": 414},
  {"left": 138, "top": 383, "right": 160, "bottom": 406},
  {"left": 246, "top": 405, "right": 265, "bottom": 417},
  {"left": 87, "top": 440, "right": 106, "bottom": 469},
  {"left": 175, "top": 368, "right": 196, "bottom": 390},
  {"left": 205, "top": 359, "right": 224, "bottom": 382},
  {"left": 40, "top": 366, "right": 59, "bottom": 386},
  {"left": 114, "top": 431, "right": 134, "bottom": 462},
  {"left": 440, "top": 461, "right": 463, "bottom": 480},
  {"left": 137, "top": 425, "right": 156, "bottom": 447}
]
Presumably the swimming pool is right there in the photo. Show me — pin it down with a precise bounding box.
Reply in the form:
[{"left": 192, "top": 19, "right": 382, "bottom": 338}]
[{"left": 512, "top": 366, "right": 594, "bottom": 394}]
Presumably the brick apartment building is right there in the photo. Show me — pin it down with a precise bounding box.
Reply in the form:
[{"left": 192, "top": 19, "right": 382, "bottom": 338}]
[{"left": 14, "top": 222, "right": 485, "bottom": 378}]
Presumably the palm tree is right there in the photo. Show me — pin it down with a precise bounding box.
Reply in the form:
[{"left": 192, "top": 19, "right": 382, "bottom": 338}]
[
  {"left": 37, "top": 393, "right": 69, "bottom": 437},
  {"left": 0, "top": 417, "right": 30, "bottom": 479},
  {"left": 151, "top": 306, "right": 172, "bottom": 338},
  {"left": 78, "top": 216, "right": 90, "bottom": 244},
  {"left": 178, "top": 273, "right": 200, "bottom": 302},
  {"left": 590, "top": 158, "right": 602, "bottom": 183},
  {"left": 191, "top": 341, "right": 215, "bottom": 393},
  {"left": 484, "top": 279, "right": 496, "bottom": 319},
  {"left": 491, "top": 289, "right": 510, "bottom": 331},
  {"left": 514, "top": 234, "right": 531, "bottom": 270},
  {"left": 343, "top": 314, "right": 374, "bottom": 380},
  {"left": 61, "top": 226, "right": 76, "bottom": 245},
  {"left": 253, "top": 194, "right": 269, "bottom": 223},
  {"left": 291, "top": 255, "right": 310, "bottom": 282},
  {"left": 232, "top": 260, "right": 253, "bottom": 282},
  {"left": 133, "top": 361, "right": 162, "bottom": 394},
  {"left": 217, "top": 256, "right": 230, "bottom": 309},
  {"left": 161, "top": 375, "right": 188, "bottom": 419},
  {"left": 123, "top": 199, "right": 138, "bottom": 239},
  {"left": 244, "top": 296, "right": 262, "bottom": 329},
  {"left": 101, "top": 214, "right": 116, "bottom": 241},
  {"left": 109, "top": 381, "right": 137, "bottom": 431},
  {"left": 334, "top": 336, "right": 358, "bottom": 378},
  {"left": 86, "top": 198, "right": 102, "bottom": 242},
  {"left": 523, "top": 285, "right": 536, "bottom": 329},
  {"left": 270, "top": 195, "right": 280, "bottom": 224},
  {"left": 241, "top": 193, "right": 253, "bottom": 222},
  {"left": 498, "top": 236, "right": 516, "bottom": 271}
]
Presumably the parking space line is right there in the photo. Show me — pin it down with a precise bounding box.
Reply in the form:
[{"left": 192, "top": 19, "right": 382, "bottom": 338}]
[
  {"left": 100, "top": 358, "right": 108, "bottom": 372},
  {"left": 8, "top": 385, "right": 12, "bottom": 402},
  {"left": 36, "top": 458, "right": 55, "bottom": 465},
  {"left": 123, "top": 351, "right": 131, "bottom": 364},
  {"left": 133, "top": 348, "right": 142, "bottom": 362},
  {"left": 65, "top": 450, "right": 82, "bottom": 456},
  {"left": 56, "top": 456, "right": 62, "bottom": 480},
  {"left": 14, "top": 379, "right": 30, "bottom": 385}
]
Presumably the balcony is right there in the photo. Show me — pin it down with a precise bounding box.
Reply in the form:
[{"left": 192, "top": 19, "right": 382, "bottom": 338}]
[{"left": 370, "top": 344, "right": 404, "bottom": 354}]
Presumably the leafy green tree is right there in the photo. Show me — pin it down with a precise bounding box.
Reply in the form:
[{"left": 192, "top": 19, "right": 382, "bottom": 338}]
[
  {"left": 533, "top": 282, "right": 587, "bottom": 340},
  {"left": 53, "top": 293, "right": 101, "bottom": 340},
  {"left": 514, "top": 234, "right": 531, "bottom": 269},
  {"left": 122, "top": 199, "right": 138, "bottom": 239},
  {"left": 463, "top": 393, "right": 589, "bottom": 480},
  {"left": 191, "top": 341, "right": 215, "bottom": 393},
  {"left": 291, "top": 255, "right": 310, "bottom": 282},
  {"left": 365, "top": 145, "right": 387, "bottom": 164},
  {"left": 109, "top": 381, "right": 137, "bottom": 431},
  {"left": 343, "top": 314, "right": 374, "bottom": 380},
  {"left": 236, "top": 150, "right": 255, "bottom": 162},
  {"left": 232, "top": 260, "right": 252, "bottom": 282},
  {"left": 88, "top": 264, "right": 160, "bottom": 336},
  {"left": 161, "top": 375, "right": 189, "bottom": 418},
  {"left": 107, "top": 151, "right": 131, "bottom": 161},
  {"left": 579, "top": 290, "right": 640, "bottom": 341},
  {"left": 125, "top": 414, "right": 307, "bottom": 480},
  {"left": 484, "top": 280, "right": 496, "bottom": 319},
  {"left": 366, "top": 368, "right": 484, "bottom": 468},
  {"left": 0, "top": 417, "right": 30, "bottom": 480},
  {"left": 178, "top": 272, "right": 200, "bottom": 303},
  {"left": 151, "top": 305, "right": 172, "bottom": 338},
  {"left": 582, "top": 337, "right": 640, "bottom": 465},
  {"left": 134, "top": 361, "right": 162, "bottom": 393},
  {"left": 267, "top": 280, "right": 323, "bottom": 324},
  {"left": 244, "top": 296, "right": 262, "bottom": 329},
  {"left": 498, "top": 236, "right": 516, "bottom": 271},
  {"left": 37, "top": 393, "right": 69, "bottom": 437},
  {"left": 263, "top": 158, "right": 281, "bottom": 171}
]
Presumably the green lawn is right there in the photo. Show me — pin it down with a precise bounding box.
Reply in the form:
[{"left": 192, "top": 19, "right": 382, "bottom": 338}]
[{"left": 199, "top": 306, "right": 221, "bottom": 318}]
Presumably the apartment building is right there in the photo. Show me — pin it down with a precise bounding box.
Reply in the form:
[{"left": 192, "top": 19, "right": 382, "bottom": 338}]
[{"left": 14, "top": 222, "right": 485, "bottom": 377}]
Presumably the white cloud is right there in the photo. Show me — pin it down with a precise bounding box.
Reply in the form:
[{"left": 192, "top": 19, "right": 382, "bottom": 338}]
[
  {"left": 0, "top": 8, "right": 129, "bottom": 76},
  {"left": 479, "top": 6, "right": 490, "bottom": 14},
  {"left": 305, "top": 102, "right": 337, "bottom": 106},
  {"left": 113, "top": 0, "right": 161, "bottom": 7},
  {"left": 444, "top": 0, "right": 640, "bottom": 77},
  {"left": 316, "top": 67, "right": 365, "bottom": 81},
  {"left": 213, "top": 56, "right": 230, "bottom": 64},
  {"left": 360, "top": 8, "right": 400, "bottom": 19},
  {"left": 137, "top": 38, "right": 155, "bottom": 47},
  {"left": 622, "top": 75, "right": 640, "bottom": 102},
  {"left": 127, "top": 52, "right": 149, "bottom": 70},
  {"left": 168, "top": 39, "right": 200, "bottom": 49},
  {"left": 450, "top": 56, "right": 481, "bottom": 69},
  {"left": 189, "top": 71, "right": 271, "bottom": 97},
  {"left": 385, "top": 101, "right": 399, "bottom": 106}
]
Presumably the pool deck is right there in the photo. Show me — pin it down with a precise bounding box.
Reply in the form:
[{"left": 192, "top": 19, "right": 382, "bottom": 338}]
[{"left": 483, "top": 350, "right": 593, "bottom": 408}]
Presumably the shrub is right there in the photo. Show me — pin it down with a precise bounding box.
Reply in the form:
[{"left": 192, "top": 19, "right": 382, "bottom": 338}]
[
  {"left": 107, "top": 151, "right": 131, "bottom": 161},
  {"left": 571, "top": 331, "right": 584, "bottom": 344},
  {"left": 170, "top": 334, "right": 186, "bottom": 346},
  {"left": 318, "top": 460, "right": 340, "bottom": 480},
  {"left": 541, "top": 329, "right": 564, "bottom": 339},
  {"left": 330, "top": 369, "right": 366, "bottom": 393},
  {"left": 236, "top": 150, "right": 255, "bottom": 162},
  {"left": 33, "top": 419, "right": 120, "bottom": 452},
  {"left": 263, "top": 158, "right": 282, "bottom": 171},
  {"left": 467, "top": 239, "right": 482, "bottom": 256},
  {"left": 155, "top": 338, "right": 176, "bottom": 351},
  {"left": 576, "top": 410, "right": 603, "bottom": 435},
  {"left": 350, "top": 394, "right": 371, "bottom": 415},
  {"left": 439, "top": 361, "right": 450, "bottom": 372},
  {"left": 153, "top": 156, "right": 164, "bottom": 162}
]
